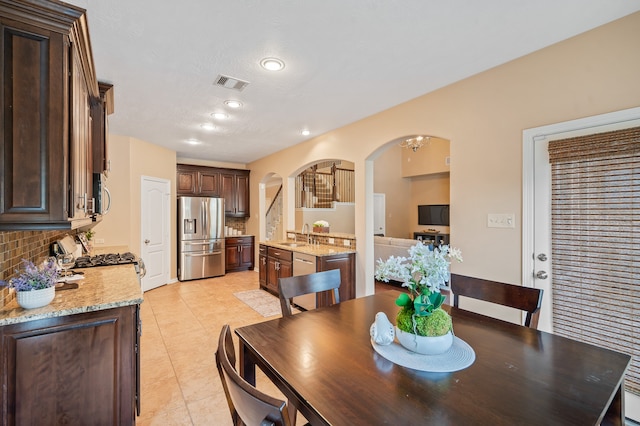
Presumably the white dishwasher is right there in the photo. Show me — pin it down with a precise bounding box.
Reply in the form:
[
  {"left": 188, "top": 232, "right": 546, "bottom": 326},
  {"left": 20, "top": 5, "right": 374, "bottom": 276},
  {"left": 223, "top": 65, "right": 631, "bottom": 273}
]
[{"left": 292, "top": 252, "right": 317, "bottom": 310}]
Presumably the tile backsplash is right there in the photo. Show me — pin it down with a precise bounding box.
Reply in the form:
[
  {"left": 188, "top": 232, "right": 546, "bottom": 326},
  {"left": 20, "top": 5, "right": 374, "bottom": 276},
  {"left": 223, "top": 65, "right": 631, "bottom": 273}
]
[{"left": 0, "top": 230, "right": 74, "bottom": 307}]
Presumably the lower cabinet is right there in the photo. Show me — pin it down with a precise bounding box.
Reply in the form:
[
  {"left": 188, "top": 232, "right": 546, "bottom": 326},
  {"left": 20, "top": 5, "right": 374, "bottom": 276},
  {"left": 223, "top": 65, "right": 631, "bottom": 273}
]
[
  {"left": 264, "top": 247, "right": 293, "bottom": 295},
  {"left": 258, "top": 245, "right": 267, "bottom": 288},
  {"left": 317, "top": 252, "right": 356, "bottom": 307},
  {"left": 225, "top": 236, "right": 255, "bottom": 273},
  {"left": 258, "top": 246, "right": 355, "bottom": 304},
  {"left": 0, "top": 305, "right": 140, "bottom": 425}
]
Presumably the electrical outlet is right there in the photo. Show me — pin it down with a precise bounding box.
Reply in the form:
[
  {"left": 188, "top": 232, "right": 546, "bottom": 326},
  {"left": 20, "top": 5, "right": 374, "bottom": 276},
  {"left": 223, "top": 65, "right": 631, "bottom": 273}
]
[
  {"left": 487, "top": 213, "right": 515, "bottom": 228},
  {"left": 343, "top": 240, "right": 351, "bottom": 247},
  {"left": 95, "top": 238, "right": 105, "bottom": 244},
  {"left": 328, "top": 238, "right": 335, "bottom": 244}
]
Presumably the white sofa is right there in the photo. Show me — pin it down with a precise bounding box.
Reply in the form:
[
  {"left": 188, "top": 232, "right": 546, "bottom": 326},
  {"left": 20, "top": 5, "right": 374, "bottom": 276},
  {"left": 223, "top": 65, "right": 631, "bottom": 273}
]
[
  {"left": 374, "top": 236, "right": 450, "bottom": 302},
  {"left": 373, "top": 236, "right": 419, "bottom": 264}
]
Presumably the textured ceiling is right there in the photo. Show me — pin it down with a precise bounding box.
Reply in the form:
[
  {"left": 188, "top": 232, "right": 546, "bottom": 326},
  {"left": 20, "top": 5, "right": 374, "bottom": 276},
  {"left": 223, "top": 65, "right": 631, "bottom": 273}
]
[{"left": 66, "top": 0, "right": 640, "bottom": 164}]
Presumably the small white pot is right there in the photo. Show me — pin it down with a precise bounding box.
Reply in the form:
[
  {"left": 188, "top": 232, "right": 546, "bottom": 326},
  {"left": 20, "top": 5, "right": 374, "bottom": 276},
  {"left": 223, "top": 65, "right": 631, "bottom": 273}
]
[
  {"left": 395, "top": 327, "right": 453, "bottom": 355},
  {"left": 16, "top": 286, "right": 55, "bottom": 309}
]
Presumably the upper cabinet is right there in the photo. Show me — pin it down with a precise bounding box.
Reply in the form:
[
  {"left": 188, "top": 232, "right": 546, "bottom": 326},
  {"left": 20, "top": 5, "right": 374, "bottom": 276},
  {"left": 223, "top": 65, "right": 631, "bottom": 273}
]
[
  {"left": 92, "top": 82, "right": 114, "bottom": 175},
  {"left": 0, "top": 0, "right": 104, "bottom": 230},
  {"left": 221, "top": 169, "right": 250, "bottom": 217},
  {"left": 177, "top": 164, "right": 222, "bottom": 197},
  {"left": 176, "top": 164, "right": 250, "bottom": 217}
]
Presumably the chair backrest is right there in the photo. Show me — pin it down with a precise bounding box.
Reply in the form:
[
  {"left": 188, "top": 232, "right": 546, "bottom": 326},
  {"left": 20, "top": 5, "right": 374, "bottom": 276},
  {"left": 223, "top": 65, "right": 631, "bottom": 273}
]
[
  {"left": 449, "top": 274, "right": 544, "bottom": 329},
  {"left": 215, "top": 324, "right": 292, "bottom": 426},
  {"left": 278, "top": 269, "right": 341, "bottom": 317}
]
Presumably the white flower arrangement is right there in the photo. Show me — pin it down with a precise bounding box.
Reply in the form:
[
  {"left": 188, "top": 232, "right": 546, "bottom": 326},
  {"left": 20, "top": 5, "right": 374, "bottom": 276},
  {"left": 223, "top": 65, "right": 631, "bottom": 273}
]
[
  {"left": 375, "top": 243, "right": 462, "bottom": 295},
  {"left": 376, "top": 242, "right": 462, "bottom": 337},
  {"left": 313, "top": 220, "right": 329, "bottom": 228}
]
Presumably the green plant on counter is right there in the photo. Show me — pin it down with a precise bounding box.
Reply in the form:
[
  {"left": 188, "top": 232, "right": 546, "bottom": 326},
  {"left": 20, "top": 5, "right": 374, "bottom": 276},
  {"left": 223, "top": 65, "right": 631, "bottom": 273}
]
[{"left": 85, "top": 229, "right": 94, "bottom": 241}]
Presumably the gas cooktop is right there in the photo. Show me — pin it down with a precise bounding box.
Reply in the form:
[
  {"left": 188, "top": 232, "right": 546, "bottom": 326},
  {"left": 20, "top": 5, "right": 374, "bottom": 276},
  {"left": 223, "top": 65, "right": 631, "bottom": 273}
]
[{"left": 75, "top": 252, "right": 138, "bottom": 268}]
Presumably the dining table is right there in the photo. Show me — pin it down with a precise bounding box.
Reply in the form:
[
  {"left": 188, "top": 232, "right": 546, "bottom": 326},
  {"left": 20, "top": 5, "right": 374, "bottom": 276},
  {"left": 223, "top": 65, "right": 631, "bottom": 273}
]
[{"left": 235, "top": 291, "right": 631, "bottom": 425}]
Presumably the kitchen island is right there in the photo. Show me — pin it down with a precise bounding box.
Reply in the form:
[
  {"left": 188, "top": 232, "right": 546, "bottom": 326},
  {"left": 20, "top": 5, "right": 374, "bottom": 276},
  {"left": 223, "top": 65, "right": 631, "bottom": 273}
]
[
  {"left": 0, "top": 265, "right": 142, "bottom": 425},
  {"left": 259, "top": 240, "right": 356, "bottom": 306}
]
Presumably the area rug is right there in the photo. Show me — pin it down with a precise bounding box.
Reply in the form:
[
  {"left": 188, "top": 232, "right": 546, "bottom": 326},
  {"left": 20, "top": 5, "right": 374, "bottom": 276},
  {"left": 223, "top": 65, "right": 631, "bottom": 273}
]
[{"left": 233, "top": 289, "right": 284, "bottom": 317}]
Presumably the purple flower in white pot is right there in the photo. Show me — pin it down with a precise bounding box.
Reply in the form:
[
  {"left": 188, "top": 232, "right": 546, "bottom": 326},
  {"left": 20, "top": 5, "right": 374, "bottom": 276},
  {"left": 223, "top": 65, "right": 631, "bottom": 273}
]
[{"left": 0, "top": 258, "right": 59, "bottom": 292}]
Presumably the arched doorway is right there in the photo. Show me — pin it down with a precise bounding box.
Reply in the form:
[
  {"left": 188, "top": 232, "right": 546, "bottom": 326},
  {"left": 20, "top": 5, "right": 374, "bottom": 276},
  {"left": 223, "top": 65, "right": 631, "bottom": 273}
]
[
  {"left": 294, "top": 159, "right": 355, "bottom": 234},
  {"left": 261, "top": 173, "right": 283, "bottom": 241}
]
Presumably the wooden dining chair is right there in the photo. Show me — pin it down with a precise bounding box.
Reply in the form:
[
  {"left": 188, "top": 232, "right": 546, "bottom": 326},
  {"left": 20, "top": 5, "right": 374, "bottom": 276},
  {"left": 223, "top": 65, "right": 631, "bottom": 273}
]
[
  {"left": 278, "top": 269, "right": 341, "bottom": 317},
  {"left": 216, "top": 324, "right": 300, "bottom": 426},
  {"left": 449, "top": 274, "right": 544, "bottom": 329}
]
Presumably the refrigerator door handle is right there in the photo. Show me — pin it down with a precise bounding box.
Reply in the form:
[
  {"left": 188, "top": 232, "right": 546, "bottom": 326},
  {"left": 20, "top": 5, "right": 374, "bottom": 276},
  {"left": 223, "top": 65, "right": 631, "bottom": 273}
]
[{"left": 202, "top": 200, "right": 207, "bottom": 237}]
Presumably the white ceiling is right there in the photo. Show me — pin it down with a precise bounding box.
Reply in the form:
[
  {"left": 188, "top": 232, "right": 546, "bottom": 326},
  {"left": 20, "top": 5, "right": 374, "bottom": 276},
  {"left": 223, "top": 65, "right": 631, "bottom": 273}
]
[{"left": 67, "top": 0, "right": 640, "bottom": 164}]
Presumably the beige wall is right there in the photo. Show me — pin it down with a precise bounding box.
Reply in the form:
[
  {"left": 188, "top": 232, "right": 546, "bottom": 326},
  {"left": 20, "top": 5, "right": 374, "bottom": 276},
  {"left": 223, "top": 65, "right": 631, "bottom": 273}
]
[
  {"left": 93, "top": 135, "right": 131, "bottom": 247},
  {"left": 94, "top": 135, "right": 178, "bottom": 280},
  {"left": 401, "top": 137, "right": 450, "bottom": 177},
  {"left": 410, "top": 173, "right": 450, "bottom": 236},
  {"left": 247, "top": 12, "right": 640, "bottom": 298},
  {"left": 294, "top": 203, "right": 355, "bottom": 234},
  {"left": 373, "top": 145, "right": 412, "bottom": 238},
  {"left": 373, "top": 141, "right": 450, "bottom": 239}
]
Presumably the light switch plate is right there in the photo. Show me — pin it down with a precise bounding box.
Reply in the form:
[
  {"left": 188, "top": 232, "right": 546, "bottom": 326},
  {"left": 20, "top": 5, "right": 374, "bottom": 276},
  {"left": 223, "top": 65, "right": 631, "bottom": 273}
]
[
  {"left": 487, "top": 213, "right": 515, "bottom": 228},
  {"left": 328, "top": 238, "right": 335, "bottom": 244},
  {"left": 343, "top": 240, "right": 351, "bottom": 247}
]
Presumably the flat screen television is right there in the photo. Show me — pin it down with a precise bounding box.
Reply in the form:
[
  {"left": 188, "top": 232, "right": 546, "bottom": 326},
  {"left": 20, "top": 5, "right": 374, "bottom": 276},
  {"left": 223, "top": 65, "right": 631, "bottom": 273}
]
[{"left": 418, "top": 204, "right": 450, "bottom": 226}]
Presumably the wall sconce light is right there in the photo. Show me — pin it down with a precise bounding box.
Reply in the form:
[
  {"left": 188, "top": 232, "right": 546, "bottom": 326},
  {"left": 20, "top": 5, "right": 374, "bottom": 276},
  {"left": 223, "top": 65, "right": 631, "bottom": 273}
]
[{"left": 399, "top": 135, "right": 431, "bottom": 152}]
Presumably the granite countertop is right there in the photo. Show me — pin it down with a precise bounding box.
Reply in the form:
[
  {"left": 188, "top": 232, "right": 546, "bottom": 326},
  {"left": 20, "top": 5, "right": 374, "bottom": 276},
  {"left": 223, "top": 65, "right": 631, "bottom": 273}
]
[
  {"left": 0, "top": 264, "right": 143, "bottom": 326},
  {"left": 261, "top": 241, "right": 356, "bottom": 256}
]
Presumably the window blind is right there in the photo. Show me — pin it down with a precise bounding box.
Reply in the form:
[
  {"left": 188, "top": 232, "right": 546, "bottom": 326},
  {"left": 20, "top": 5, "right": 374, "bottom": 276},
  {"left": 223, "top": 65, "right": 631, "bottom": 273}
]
[{"left": 548, "top": 126, "right": 640, "bottom": 395}]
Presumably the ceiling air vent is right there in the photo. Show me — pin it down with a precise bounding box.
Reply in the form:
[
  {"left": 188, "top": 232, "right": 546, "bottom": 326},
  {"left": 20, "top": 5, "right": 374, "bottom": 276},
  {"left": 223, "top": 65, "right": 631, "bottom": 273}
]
[{"left": 214, "top": 74, "right": 249, "bottom": 91}]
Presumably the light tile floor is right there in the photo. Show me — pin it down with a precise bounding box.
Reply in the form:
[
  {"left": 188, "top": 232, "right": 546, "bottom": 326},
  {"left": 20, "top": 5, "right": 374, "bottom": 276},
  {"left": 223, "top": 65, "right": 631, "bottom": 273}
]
[{"left": 136, "top": 270, "right": 396, "bottom": 425}]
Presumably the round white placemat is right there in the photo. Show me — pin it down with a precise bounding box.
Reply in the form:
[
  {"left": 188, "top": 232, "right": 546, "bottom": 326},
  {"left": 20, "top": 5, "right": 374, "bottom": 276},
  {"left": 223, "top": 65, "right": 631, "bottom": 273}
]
[{"left": 371, "top": 336, "right": 475, "bottom": 372}]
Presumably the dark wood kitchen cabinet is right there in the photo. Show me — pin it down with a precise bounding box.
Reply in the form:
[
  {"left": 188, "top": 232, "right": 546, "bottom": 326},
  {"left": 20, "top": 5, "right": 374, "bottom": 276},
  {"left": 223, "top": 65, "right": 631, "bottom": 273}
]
[
  {"left": 264, "top": 246, "right": 292, "bottom": 295},
  {"left": 177, "top": 165, "right": 250, "bottom": 217},
  {"left": 69, "top": 42, "right": 93, "bottom": 220},
  {"left": 258, "top": 244, "right": 267, "bottom": 287},
  {"left": 0, "top": 1, "right": 100, "bottom": 230},
  {"left": 317, "top": 252, "right": 356, "bottom": 306},
  {"left": 92, "top": 82, "right": 114, "bottom": 174},
  {"left": 221, "top": 169, "right": 250, "bottom": 217},
  {"left": 176, "top": 164, "right": 221, "bottom": 197},
  {"left": 258, "top": 245, "right": 355, "bottom": 303},
  {"left": 0, "top": 305, "right": 140, "bottom": 425},
  {"left": 225, "top": 236, "right": 254, "bottom": 272}
]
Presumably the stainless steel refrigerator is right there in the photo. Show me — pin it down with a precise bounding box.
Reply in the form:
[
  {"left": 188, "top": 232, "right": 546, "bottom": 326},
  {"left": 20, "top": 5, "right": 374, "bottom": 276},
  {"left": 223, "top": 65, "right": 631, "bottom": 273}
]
[{"left": 178, "top": 196, "right": 225, "bottom": 281}]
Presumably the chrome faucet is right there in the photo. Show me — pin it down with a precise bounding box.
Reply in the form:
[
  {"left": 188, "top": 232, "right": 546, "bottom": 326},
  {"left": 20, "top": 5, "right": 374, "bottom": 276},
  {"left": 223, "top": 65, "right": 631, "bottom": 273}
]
[{"left": 302, "top": 223, "right": 310, "bottom": 244}]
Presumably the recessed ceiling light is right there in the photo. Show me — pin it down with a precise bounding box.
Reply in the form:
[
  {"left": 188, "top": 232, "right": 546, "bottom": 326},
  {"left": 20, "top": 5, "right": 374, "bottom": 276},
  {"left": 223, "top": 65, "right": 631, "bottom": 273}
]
[
  {"left": 260, "top": 57, "right": 285, "bottom": 71},
  {"left": 301, "top": 129, "right": 311, "bottom": 136},
  {"left": 224, "top": 100, "right": 242, "bottom": 109},
  {"left": 200, "top": 123, "right": 216, "bottom": 131},
  {"left": 186, "top": 138, "right": 201, "bottom": 145},
  {"left": 211, "top": 112, "right": 228, "bottom": 120}
]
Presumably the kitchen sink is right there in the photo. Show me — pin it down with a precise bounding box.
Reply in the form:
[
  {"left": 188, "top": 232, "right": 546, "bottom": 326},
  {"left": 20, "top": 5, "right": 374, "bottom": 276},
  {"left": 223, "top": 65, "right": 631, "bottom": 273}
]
[{"left": 280, "top": 242, "right": 307, "bottom": 247}]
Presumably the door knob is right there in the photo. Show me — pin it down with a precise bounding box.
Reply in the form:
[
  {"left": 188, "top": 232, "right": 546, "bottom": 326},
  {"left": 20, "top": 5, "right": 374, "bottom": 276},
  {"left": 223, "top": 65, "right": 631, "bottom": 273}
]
[
  {"left": 537, "top": 253, "right": 548, "bottom": 261},
  {"left": 144, "top": 239, "right": 150, "bottom": 244},
  {"left": 536, "top": 271, "right": 548, "bottom": 280}
]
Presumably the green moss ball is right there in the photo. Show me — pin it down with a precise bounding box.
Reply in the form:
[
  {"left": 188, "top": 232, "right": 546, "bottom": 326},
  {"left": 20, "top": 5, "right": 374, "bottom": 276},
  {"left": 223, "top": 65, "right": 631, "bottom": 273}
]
[{"left": 396, "top": 307, "right": 452, "bottom": 337}]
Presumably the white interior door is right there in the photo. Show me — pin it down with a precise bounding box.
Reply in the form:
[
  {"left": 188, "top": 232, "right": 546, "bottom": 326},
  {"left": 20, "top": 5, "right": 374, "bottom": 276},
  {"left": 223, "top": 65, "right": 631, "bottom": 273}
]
[
  {"left": 523, "top": 106, "right": 640, "bottom": 421},
  {"left": 141, "top": 176, "right": 170, "bottom": 292}
]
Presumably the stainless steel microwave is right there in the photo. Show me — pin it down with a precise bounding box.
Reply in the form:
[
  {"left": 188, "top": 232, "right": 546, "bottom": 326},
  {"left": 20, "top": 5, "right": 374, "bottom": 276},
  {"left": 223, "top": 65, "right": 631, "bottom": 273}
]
[{"left": 92, "top": 172, "right": 111, "bottom": 216}]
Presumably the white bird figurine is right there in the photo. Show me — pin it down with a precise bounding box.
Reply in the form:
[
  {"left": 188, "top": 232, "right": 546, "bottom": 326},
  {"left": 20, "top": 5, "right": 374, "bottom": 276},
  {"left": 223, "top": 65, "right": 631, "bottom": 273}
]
[{"left": 370, "top": 312, "right": 395, "bottom": 345}]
